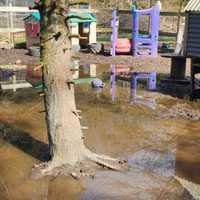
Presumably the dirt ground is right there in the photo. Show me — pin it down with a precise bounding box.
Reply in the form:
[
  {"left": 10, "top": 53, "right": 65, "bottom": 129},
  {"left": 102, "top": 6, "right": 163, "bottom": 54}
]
[
  {"left": 0, "top": 48, "right": 169, "bottom": 71},
  {"left": 0, "top": 48, "right": 192, "bottom": 77},
  {"left": 0, "top": 48, "right": 199, "bottom": 200},
  {"left": 0, "top": 48, "right": 39, "bottom": 65}
]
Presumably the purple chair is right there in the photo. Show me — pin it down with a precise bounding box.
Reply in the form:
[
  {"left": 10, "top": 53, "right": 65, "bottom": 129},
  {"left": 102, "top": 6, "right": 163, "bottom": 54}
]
[
  {"left": 132, "top": 2, "right": 161, "bottom": 57},
  {"left": 111, "top": 2, "right": 161, "bottom": 57},
  {"left": 110, "top": 64, "right": 117, "bottom": 101},
  {"left": 131, "top": 72, "right": 157, "bottom": 97},
  {"left": 111, "top": 10, "right": 117, "bottom": 56}
]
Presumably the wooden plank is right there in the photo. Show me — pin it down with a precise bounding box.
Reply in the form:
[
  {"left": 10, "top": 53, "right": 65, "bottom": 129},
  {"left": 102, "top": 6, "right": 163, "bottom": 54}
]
[
  {"left": 1, "top": 82, "right": 32, "bottom": 90},
  {"left": 68, "top": 8, "right": 185, "bottom": 17},
  {"left": 70, "top": 8, "right": 185, "bottom": 17},
  {"left": 106, "top": 9, "right": 185, "bottom": 17},
  {"left": 0, "top": 64, "right": 27, "bottom": 70},
  {"left": 69, "top": 8, "right": 98, "bottom": 13},
  {"left": 97, "top": 27, "right": 112, "bottom": 33},
  {"left": 0, "top": 28, "right": 25, "bottom": 33},
  {"left": 160, "top": 11, "right": 185, "bottom": 17},
  {"left": 9, "top": 3, "right": 14, "bottom": 46},
  {"left": 97, "top": 27, "right": 177, "bottom": 37},
  {"left": 0, "top": 6, "right": 38, "bottom": 13}
]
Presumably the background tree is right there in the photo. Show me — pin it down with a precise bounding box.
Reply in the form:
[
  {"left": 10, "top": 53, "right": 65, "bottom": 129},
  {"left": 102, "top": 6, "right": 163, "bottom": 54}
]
[{"left": 32, "top": 0, "right": 124, "bottom": 178}]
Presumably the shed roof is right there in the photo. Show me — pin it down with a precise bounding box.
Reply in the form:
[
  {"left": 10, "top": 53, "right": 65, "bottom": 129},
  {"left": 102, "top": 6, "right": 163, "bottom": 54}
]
[
  {"left": 184, "top": 0, "right": 200, "bottom": 12},
  {"left": 24, "top": 11, "right": 96, "bottom": 24},
  {"left": 68, "top": 12, "right": 96, "bottom": 23}
]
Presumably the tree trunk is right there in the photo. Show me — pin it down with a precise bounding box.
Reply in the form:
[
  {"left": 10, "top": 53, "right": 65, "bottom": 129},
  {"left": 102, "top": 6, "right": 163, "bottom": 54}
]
[
  {"left": 33, "top": 0, "right": 124, "bottom": 177},
  {"left": 40, "top": 0, "right": 87, "bottom": 167}
]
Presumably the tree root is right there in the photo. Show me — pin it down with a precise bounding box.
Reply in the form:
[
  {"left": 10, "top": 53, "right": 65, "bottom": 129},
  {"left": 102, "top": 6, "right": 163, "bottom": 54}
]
[
  {"left": 86, "top": 151, "right": 127, "bottom": 171},
  {"left": 31, "top": 150, "right": 127, "bottom": 180},
  {"left": 31, "top": 161, "right": 62, "bottom": 180},
  {"left": 32, "top": 160, "right": 95, "bottom": 180}
]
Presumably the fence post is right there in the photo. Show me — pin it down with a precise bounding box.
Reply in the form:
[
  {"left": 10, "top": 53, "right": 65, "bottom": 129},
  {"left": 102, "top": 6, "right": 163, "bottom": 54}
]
[{"left": 9, "top": 2, "right": 14, "bottom": 47}]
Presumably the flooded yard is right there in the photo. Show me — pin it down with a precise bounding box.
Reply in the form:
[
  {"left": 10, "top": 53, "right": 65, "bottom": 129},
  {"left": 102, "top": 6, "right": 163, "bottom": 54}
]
[{"left": 0, "top": 64, "right": 200, "bottom": 200}]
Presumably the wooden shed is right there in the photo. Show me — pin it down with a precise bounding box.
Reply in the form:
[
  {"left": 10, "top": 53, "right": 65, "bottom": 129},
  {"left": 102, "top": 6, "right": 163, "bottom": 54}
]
[
  {"left": 68, "top": 0, "right": 96, "bottom": 50},
  {"left": 184, "top": 0, "right": 200, "bottom": 57},
  {"left": 24, "top": 1, "right": 96, "bottom": 50},
  {"left": 24, "top": 12, "right": 40, "bottom": 48},
  {"left": 68, "top": 12, "right": 96, "bottom": 50}
]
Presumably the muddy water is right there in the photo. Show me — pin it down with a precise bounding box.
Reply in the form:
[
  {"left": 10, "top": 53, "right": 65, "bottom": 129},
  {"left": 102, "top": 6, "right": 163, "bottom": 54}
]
[{"left": 0, "top": 64, "right": 200, "bottom": 199}]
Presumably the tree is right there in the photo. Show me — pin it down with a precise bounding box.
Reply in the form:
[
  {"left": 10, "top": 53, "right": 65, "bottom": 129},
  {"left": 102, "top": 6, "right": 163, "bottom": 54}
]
[{"left": 32, "top": 0, "right": 125, "bottom": 178}]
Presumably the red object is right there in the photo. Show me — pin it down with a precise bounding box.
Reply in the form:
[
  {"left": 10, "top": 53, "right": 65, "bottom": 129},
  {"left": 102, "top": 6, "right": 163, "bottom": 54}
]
[
  {"left": 25, "top": 23, "right": 40, "bottom": 38},
  {"left": 26, "top": 65, "right": 42, "bottom": 79},
  {"left": 31, "top": 24, "right": 40, "bottom": 37},
  {"left": 115, "top": 65, "right": 131, "bottom": 74},
  {"left": 116, "top": 38, "right": 132, "bottom": 53}
]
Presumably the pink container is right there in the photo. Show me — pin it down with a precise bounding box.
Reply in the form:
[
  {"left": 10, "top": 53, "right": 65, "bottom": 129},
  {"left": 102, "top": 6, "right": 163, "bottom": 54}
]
[{"left": 116, "top": 38, "right": 132, "bottom": 53}]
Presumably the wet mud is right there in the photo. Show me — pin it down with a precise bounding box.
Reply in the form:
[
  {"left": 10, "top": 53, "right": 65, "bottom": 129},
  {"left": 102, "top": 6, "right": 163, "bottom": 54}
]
[{"left": 0, "top": 64, "right": 199, "bottom": 200}]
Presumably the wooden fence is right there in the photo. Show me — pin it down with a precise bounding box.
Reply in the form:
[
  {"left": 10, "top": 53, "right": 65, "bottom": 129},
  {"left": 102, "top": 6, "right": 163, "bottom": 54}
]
[
  {"left": 96, "top": 10, "right": 185, "bottom": 41},
  {"left": 0, "top": 6, "right": 185, "bottom": 46}
]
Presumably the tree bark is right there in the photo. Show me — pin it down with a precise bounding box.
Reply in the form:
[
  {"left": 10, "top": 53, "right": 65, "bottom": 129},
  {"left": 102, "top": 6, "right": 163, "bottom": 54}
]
[
  {"left": 34, "top": 0, "right": 124, "bottom": 176},
  {"left": 40, "top": 0, "right": 87, "bottom": 166}
]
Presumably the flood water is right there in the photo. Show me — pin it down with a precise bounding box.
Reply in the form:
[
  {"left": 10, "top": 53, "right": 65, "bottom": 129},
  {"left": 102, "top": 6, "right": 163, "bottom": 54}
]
[{"left": 0, "top": 64, "right": 200, "bottom": 200}]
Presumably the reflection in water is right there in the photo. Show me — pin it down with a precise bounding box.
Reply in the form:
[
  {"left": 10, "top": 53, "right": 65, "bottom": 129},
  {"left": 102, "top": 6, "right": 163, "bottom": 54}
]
[
  {"left": 71, "top": 60, "right": 96, "bottom": 84},
  {"left": 130, "top": 72, "right": 157, "bottom": 110},
  {"left": 0, "top": 63, "right": 200, "bottom": 200},
  {"left": 110, "top": 64, "right": 116, "bottom": 102},
  {"left": 110, "top": 64, "right": 157, "bottom": 109},
  {"left": 110, "top": 64, "right": 132, "bottom": 102},
  {"left": 128, "top": 149, "right": 176, "bottom": 178}
]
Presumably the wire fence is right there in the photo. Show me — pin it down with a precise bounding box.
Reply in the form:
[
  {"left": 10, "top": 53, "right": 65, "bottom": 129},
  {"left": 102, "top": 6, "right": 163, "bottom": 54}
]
[
  {"left": 0, "top": 12, "right": 28, "bottom": 29},
  {"left": 0, "top": 4, "right": 37, "bottom": 47},
  {"left": 0, "top": 0, "right": 34, "bottom": 7}
]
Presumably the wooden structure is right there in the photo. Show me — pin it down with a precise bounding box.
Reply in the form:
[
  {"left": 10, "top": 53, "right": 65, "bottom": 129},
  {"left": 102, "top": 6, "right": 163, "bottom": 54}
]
[
  {"left": 160, "top": 0, "right": 200, "bottom": 99},
  {"left": 24, "top": 12, "right": 40, "bottom": 48},
  {"left": 184, "top": 0, "right": 200, "bottom": 99},
  {"left": 161, "top": 53, "right": 189, "bottom": 84},
  {"left": 23, "top": 1, "right": 97, "bottom": 50},
  {"left": 68, "top": 1, "right": 97, "bottom": 50},
  {"left": 26, "top": 63, "right": 96, "bottom": 89},
  {"left": 191, "top": 58, "right": 200, "bottom": 100},
  {"left": 72, "top": 63, "right": 96, "bottom": 81},
  {"left": 184, "top": 0, "right": 200, "bottom": 57}
]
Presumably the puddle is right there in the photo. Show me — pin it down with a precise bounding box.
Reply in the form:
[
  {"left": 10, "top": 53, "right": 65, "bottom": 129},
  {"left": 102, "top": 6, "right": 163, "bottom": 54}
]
[{"left": 0, "top": 63, "right": 199, "bottom": 199}]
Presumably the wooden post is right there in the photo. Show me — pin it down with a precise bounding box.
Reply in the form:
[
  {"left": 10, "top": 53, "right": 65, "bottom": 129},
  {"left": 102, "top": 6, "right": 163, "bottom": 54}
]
[
  {"left": 89, "top": 22, "right": 97, "bottom": 44},
  {"left": 9, "top": 2, "right": 14, "bottom": 47},
  {"left": 90, "top": 64, "right": 96, "bottom": 77},
  {"left": 6, "top": 0, "right": 10, "bottom": 46},
  {"left": 176, "top": 0, "right": 185, "bottom": 44},
  {"left": 175, "top": 22, "right": 184, "bottom": 54}
]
